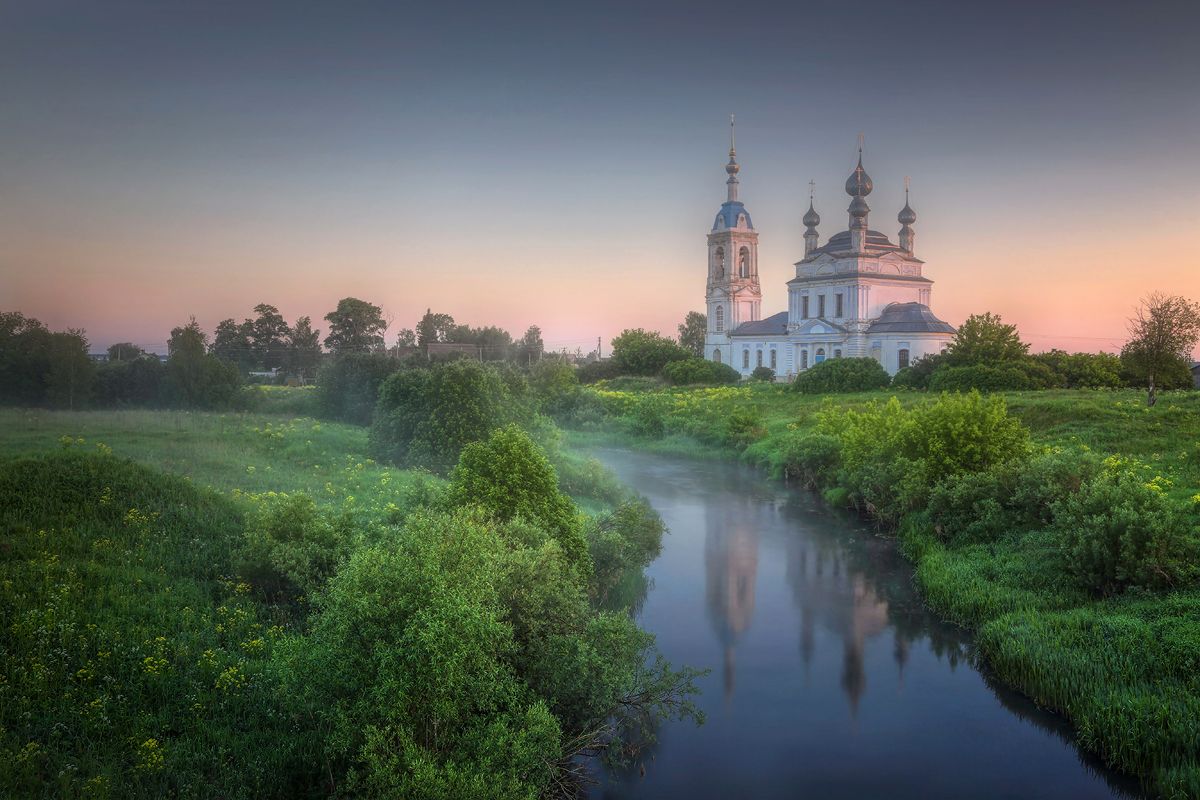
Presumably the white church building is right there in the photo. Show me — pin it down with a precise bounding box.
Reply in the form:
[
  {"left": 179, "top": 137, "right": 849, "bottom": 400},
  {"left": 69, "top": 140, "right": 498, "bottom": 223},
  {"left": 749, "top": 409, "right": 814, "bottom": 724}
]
[{"left": 704, "top": 130, "right": 955, "bottom": 378}]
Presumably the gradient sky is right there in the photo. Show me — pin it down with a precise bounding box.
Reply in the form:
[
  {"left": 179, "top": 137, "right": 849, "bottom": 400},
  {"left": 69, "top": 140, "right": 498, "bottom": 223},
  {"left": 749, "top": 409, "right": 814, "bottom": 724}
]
[{"left": 2, "top": 0, "right": 1198, "bottom": 355}]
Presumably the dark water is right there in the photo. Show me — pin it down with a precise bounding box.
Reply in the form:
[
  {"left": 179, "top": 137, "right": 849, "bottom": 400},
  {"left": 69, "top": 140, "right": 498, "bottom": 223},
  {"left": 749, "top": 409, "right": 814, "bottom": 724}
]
[{"left": 590, "top": 447, "right": 1142, "bottom": 800}]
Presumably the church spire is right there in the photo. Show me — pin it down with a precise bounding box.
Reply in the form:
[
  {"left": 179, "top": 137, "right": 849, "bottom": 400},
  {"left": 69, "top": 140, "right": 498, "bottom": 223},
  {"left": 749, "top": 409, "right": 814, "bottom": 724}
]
[
  {"left": 898, "top": 176, "right": 916, "bottom": 255},
  {"left": 846, "top": 135, "right": 873, "bottom": 251},
  {"left": 803, "top": 179, "right": 821, "bottom": 256},
  {"left": 725, "top": 114, "right": 740, "bottom": 202}
]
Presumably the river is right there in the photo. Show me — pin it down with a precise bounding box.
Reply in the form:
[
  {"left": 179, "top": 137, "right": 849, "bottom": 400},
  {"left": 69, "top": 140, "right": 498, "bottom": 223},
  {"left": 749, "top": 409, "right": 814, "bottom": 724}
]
[{"left": 589, "top": 447, "right": 1141, "bottom": 799}]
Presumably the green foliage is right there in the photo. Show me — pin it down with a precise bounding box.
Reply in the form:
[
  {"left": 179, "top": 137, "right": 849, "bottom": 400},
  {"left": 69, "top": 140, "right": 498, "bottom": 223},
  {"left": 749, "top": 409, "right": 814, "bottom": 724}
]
[
  {"left": 890, "top": 353, "right": 944, "bottom": 390},
  {"left": 93, "top": 356, "right": 166, "bottom": 407},
  {"left": 944, "top": 311, "right": 1028, "bottom": 365},
  {"left": 238, "top": 492, "right": 356, "bottom": 600},
  {"left": 750, "top": 366, "right": 775, "bottom": 382},
  {"left": 610, "top": 329, "right": 691, "bottom": 376},
  {"left": 586, "top": 498, "right": 665, "bottom": 604},
  {"left": 676, "top": 311, "right": 707, "bottom": 357},
  {"left": 793, "top": 357, "right": 890, "bottom": 394},
  {"left": 661, "top": 357, "right": 740, "bottom": 386},
  {"left": 315, "top": 352, "right": 398, "bottom": 424},
  {"left": 576, "top": 358, "right": 622, "bottom": 384},
  {"left": 817, "top": 392, "right": 1029, "bottom": 522},
  {"left": 370, "top": 360, "right": 527, "bottom": 473},
  {"left": 0, "top": 453, "right": 314, "bottom": 798},
  {"left": 929, "top": 362, "right": 1041, "bottom": 392},
  {"left": 164, "top": 319, "right": 241, "bottom": 409},
  {"left": 1032, "top": 350, "right": 1123, "bottom": 389},
  {"left": 528, "top": 357, "right": 580, "bottom": 417},
  {"left": 446, "top": 424, "right": 590, "bottom": 577},
  {"left": 0, "top": 312, "right": 95, "bottom": 409},
  {"left": 323, "top": 297, "right": 387, "bottom": 354},
  {"left": 1120, "top": 292, "right": 1200, "bottom": 404},
  {"left": 1053, "top": 459, "right": 1200, "bottom": 595},
  {"left": 777, "top": 432, "right": 840, "bottom": 487}
]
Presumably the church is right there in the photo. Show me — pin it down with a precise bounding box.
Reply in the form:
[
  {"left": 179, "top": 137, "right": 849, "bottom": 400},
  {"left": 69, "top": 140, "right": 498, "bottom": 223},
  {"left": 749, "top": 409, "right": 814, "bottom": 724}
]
[{"left": 704, "top": 129, "right": 955, "bottom": 378}]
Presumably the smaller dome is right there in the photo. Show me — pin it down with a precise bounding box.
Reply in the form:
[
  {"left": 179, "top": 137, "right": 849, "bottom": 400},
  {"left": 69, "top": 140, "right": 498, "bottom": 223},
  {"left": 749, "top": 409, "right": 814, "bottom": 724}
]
[
  {"left": 845, "top": 155, "right": 873, "bottom": 197},
  {"left": 726, "top": 154, "right": 740, "bottom": 176},
  {"left": 803, "top": 202, "right": 820, "bottom": 228},
  {"left": 849, "top": 196, "right": 870, "bottom": 219},
  {"left": 898, "top": 202, "right": 916, "bottom": 225}
]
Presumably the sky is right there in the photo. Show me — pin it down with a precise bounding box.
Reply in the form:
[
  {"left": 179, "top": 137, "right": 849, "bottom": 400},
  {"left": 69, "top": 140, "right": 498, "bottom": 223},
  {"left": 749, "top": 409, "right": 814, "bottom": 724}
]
[{"left": 2, "top": 0, "right": 1198, "bottom": 355}]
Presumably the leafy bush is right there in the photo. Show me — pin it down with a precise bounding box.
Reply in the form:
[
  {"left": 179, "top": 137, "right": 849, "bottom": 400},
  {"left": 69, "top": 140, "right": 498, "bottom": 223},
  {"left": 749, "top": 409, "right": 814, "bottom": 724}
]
[
  {"left": 576, "top": 358, "right": 621, "bottom": 384},
  {"left": 610, "top": 329, "right": 691, "bottom": 376},
  {"left": 528, "top": 358, "right": 580, "bottom": 417},
  {"left": 1052, "top": 460, "right": 1199, "bottom": 594},
  {"left": 793, "top": 357, "right": 890, "bottom": 394},
  {"left": 750, "top": 366, "right": 775, "bottom": 382},
  {"left": 93, "top": 357, "right": 167, "bottom": 407},
  {"left": 929, "top": 363, "right": 1035, "bottom": 392},
  {"left": 446, "top": 424, "right": 590, "bottom": 578},
  {"left": 778, "top": 432, "right": 841, "bottom": 487},
  {"left": 369, "top": 360, "right": 525, "bottom": 473},
  {"left": 315, "top": 352, "right": 398, "bottom": 424},
  {"left": 1032, "top": 350, "right": 1123, "bottom": 389},
  {"left": 661, "top": 357, "right": 741, "bottom": 386},
  {"left": 586, "top": 498, "right": 665, "bottom": 603},
  {"left": 239, "top": 492, "right": 355, "bottom": 600},
  {"left": 818, "top": 392, "right": 1029, "bottom": 522},
  {"left": 890, "top": 353, "right": 944, "bottom": 390}
]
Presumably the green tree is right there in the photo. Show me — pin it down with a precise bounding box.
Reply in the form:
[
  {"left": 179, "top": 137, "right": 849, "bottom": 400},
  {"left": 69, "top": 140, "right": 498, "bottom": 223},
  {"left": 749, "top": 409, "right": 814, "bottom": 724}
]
[
  {"left": 45, "top": 330, "right": 94, "bottom": 410},
  {"left": 315, "top": 353, "right": 398, "bottom": 424},
  {"left": 395, "top": 327, "right": 417, "bottom": 347},
  {"left": 944, "top": 312, "right": 1028, "bottom": 365},
  {"left": 416, "top": 309, "right": 456, "bottom": 347},
  {"left": 369, "top": 360, "right": 523, "bottom": 473},
  {"left": 793, "top": 357, "right": 890, "bottom": 393},
  {"left": 610, "top": 329, "right": 690, "bottom": 376},
  {"left": 165, "top": 318, "right": 240, "bottom": 408},
  {"left": 0, "top": 311, "right": 53, "bottom": 405},
  {"left": 106, "top": 342, "right": 146, "bottom": 362},
  {"left": 1120, "top": 293, "right": 1200, "bottom": 406},
  {"left": 516, "top": 325, "right": 544, "bottom": 364},
  {"left": 285, "top": 316, "right": 322, "bottom": 383},
  {"left": 446, "top": 424, "right": 590, "bottom": 578},
  {"left": 212, "top": 318, "right": 255, "bottom": 371},
  {"left": 250, "top": 303, "right": 291, "bottom": 370},
  {"left": 324, "top": 297, "right": 388, "bottom": 354},
  {"left": 677, "top": 311, "right": 707, "bottom": 357}
]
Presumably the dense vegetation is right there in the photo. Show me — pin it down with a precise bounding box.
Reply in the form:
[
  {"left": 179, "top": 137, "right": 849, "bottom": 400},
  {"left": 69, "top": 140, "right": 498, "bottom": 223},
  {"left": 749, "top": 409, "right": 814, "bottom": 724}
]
[
  {"left": 0, "top": 363, "right": 700, "bottom": 796},
  {"left": 564, "top": 381, "right": 1200, "bottom": 797}
]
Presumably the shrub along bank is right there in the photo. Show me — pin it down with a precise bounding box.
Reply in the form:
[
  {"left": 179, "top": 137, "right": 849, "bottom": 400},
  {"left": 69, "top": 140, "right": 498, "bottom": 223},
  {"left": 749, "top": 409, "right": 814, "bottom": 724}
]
[{"left": 565, "top": 382, "right": 1200, "bottom": 797}]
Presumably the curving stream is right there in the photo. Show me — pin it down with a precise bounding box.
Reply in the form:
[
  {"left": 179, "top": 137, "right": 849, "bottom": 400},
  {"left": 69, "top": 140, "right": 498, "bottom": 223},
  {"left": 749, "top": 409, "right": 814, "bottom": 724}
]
[{"left": 589, "top": 447, "right": 1142, "bottom": 799}]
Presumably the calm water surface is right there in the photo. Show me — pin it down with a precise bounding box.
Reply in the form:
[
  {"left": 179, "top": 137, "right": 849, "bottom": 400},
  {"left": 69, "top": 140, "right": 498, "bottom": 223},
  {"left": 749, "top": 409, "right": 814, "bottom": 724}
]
[{"left": 589, "top": 447, "right": 1141, "bottom": 800}]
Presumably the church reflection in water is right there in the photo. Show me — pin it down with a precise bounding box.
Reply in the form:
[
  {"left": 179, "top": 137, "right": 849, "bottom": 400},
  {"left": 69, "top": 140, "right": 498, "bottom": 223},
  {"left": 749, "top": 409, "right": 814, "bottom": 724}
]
[{"left": 703, "top": 493, "right": 909, "bottom": 713}]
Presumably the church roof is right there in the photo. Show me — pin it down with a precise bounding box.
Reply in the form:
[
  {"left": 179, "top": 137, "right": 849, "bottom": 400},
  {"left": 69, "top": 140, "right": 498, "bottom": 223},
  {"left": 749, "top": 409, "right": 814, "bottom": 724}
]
[
  {"left": 787, "top": 272, "right": 932, "bottom": 285},
  {"left": 805, "top": 229, "right": 909, "bottom": 258},
  {"left": 866, "top": 302, "right": 955, "bottom": 334},
  {"left": 729, "top": 311, "right": 788, "bottom": 336},
  {"left": 713, "top": 201, "right": 754, "bottom": 231}
]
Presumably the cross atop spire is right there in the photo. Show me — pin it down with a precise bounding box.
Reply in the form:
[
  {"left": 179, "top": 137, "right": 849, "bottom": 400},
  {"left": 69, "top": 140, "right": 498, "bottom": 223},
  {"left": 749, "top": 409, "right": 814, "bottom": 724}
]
[
  {"left": 725, "top": 114, "right": 741, "bottom": 201},
  {"left": 730, "top": 113, "right": 736, "bottom": 155}
]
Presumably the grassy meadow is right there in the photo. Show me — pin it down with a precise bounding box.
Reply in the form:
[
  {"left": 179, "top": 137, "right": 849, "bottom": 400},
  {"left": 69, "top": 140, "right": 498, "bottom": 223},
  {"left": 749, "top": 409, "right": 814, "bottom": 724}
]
[{"left": 568, "top": 382, "right": 1200, "bottom": 798}]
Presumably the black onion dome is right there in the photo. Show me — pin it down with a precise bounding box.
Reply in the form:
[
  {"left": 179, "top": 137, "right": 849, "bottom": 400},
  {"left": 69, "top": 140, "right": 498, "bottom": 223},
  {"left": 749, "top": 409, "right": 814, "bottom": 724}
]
[
  {"left": 849, "top": 196, "right": 870, "bottom": 219},
  {"left": 845, "top": 155, "right": 873, "bottom": 197},
  {"left": 898, "top": 202, "right": 916, "bottom": 225},
  {"left": 803, "top": 201, "right": 820, "bottom": 228}
]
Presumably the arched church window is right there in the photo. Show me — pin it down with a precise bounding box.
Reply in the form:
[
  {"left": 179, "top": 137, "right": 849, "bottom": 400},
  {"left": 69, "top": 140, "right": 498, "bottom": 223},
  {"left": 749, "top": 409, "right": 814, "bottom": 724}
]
[
  {"left": 815, "top": 347, "right": 826, "bottom": 364},
  {"left": 739, "top": 247, "right": 750, "bottom": 278},
  {"left": 756, "top": 350, "right": 763, "bottom": 368},
  {"left": 738, "top": 214, "right": 747, "bottom": 227},
  {"left": 899, "top": 348, "right": 910, "bottom": 369},
  {"left": 742, "top": 349, "right": 750, "bottom": 369},
  {"left": 713, "top": 349, "right": 722, "bottom": 364},
  {"left": 714, "top": 306, "right": 724, "bottom": 332},
  {"left": 834, "top": 348, "right": 842, "bottom": 359},
  {"left": 714, "top": 247, "right": 725, "bottom": 277},
  {"left": 770, "top": 349, "right": 777, "bottom": 369},
  {"left": 801, "top": 350, "right": 809, "bottom": 369}
]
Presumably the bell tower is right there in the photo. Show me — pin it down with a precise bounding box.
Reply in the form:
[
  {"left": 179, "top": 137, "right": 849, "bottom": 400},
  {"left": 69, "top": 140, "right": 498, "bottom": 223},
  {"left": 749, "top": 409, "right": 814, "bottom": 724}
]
[{"left": 705, "top": 115, "right": 761, "bottom": 366}]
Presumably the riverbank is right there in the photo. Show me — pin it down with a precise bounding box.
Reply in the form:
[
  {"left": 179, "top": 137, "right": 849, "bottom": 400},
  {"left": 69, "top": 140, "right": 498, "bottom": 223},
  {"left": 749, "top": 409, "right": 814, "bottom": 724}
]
[{"left": 565, "top": 385, "right": 1200, "bottom": 798}]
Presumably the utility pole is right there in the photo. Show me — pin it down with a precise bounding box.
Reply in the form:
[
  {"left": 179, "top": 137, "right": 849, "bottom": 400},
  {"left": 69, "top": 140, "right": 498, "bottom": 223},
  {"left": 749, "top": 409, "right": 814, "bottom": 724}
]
[{"left": 598, "top": 336, "right": 602, "bottom": 360}]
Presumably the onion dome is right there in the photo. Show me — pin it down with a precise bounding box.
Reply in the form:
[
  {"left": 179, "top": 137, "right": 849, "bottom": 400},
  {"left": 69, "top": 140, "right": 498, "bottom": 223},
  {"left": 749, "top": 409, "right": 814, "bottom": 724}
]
[
  {"left": 898, "top": 202, "right": 916, "bottom": 225},
  {"left": 803, "top": 200, "right": 820, "bottom": 228},
  {"left": 845, "top": 153, "right": 873, "bottom": 197},
  {"left": 849, "top": 195, "right": 870, "bottom": 219}
]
